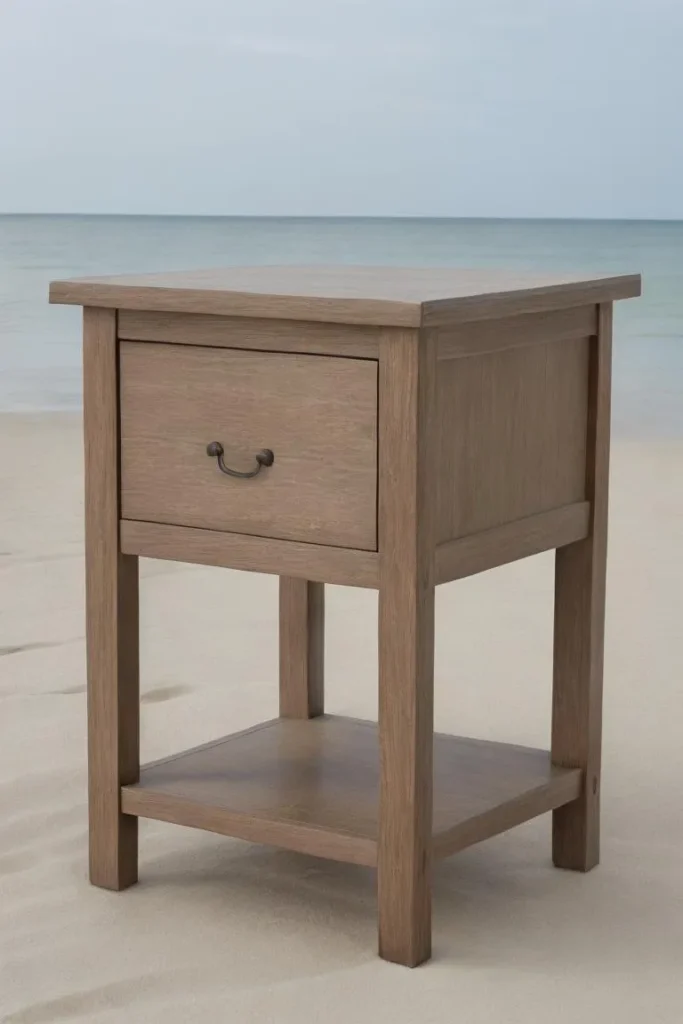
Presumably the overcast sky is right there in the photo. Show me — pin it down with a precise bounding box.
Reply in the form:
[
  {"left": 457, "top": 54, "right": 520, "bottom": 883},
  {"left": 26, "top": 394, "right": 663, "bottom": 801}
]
[{"left": 1, "top": 0, "right": 682, "bottom": 218}]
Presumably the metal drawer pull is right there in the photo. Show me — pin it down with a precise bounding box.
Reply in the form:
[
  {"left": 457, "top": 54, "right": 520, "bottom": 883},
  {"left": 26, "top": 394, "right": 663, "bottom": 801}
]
[{"left": 206, "top": 441, "right": 274, "bottom": 479}]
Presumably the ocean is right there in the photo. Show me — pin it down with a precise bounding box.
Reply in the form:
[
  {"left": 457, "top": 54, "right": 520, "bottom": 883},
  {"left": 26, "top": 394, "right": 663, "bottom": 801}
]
[{"left": 1, "top": 214, "right": 681, "bottom": 436}]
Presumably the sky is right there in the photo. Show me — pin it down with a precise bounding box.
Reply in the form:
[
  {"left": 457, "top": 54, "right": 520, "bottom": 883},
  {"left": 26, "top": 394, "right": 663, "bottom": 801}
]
[{"left": 1, "top": 0, "right": 682, "bottom": 218}]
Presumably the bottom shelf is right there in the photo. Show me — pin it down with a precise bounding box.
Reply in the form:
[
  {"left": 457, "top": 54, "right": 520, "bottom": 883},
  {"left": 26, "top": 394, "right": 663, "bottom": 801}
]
[{"left": 121, "top": 715, "right": 582, "bottom": 867}]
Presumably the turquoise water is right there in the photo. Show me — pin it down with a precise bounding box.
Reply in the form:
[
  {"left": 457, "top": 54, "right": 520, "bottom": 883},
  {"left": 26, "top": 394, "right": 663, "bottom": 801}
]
[{"left": 1, "top": 214, "right": 681, "bottom": 435}]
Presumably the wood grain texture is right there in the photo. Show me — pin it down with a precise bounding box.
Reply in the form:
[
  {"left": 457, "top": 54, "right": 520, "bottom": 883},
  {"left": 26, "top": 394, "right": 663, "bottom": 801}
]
[
  {"left": 433, "top": 754, "right": 582, "bottom": 860},
  {"left": 120, "top": 716, "right": 581, "bottom": 869},
  {"left": 120, "top": 342, "right": 378, "bottom": 550},
  {"left": 50, "top": 266, "right": 641, "bottom": 328},
  {"left": 377, "top": 328, "right": 437, "bottom": 967},
  {"left": 435, "top": 502, "right": 590, "bottom": 585},
  {"left": 83, "top": 307, "right": 139, "bottom": 890},
  {"left": 120, "top": 520, "right": 379, "bottom": 588},
  {"left": 421, "top": 277, "right": 638, "bottom": 328},
  {"left": 551, "top": 304, "right": 613, "bottom": 871},
  {"left": 435, "top": 304, "right": 598, "bottom": 359},
  {"left": 279, "top": 578, "right": 324, "bottom": 718},
  {"left": 118, "top": 310, "right": 380, "bottom": 359},
  {"left": 436, "top": 337, "right": 590, "bottom": 543}
]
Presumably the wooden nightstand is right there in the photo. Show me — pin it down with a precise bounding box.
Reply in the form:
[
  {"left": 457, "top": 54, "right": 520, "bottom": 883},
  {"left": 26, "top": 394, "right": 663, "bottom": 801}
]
[{"left": 50, "top": 265, "right": 640, "bottom": 967}]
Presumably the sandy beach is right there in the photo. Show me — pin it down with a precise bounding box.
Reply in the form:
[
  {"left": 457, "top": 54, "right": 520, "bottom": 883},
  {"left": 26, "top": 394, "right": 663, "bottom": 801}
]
[{"left": 1, "top": 411, "right": 682, "bottom": 1023}]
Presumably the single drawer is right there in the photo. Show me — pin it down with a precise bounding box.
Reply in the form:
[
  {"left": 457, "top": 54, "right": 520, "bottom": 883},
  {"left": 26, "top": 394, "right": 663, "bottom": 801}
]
[{"left": 119, "top": 342, "right": 378, "bottom": 550}]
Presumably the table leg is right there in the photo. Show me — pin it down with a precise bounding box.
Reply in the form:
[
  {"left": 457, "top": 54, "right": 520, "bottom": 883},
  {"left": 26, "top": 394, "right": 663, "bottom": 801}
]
[
  {"left": 84, "top": 307, "right": 140, "bottom": 890},
  {"left": 551, "top": 304, "right": 612, "bottom": 871},
  {"left": 279, "top": 578, "right": 324, "bottom": 718},
  {"left": 377, "top": 329, "right": 436, "bottom": 967}
]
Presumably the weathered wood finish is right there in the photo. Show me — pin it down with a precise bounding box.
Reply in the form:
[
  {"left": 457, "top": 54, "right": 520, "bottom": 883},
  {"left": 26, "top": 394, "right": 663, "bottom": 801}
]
[
  {"left": 120, "top": 520, "right": 379, "bottom": 588},
  {"left": 422, "top": 282, "right": 622, "bottom": 329},
  {"left": 435, "top": 304, "right": 597, "bottom": 359},
  {"left": 120, "top": 342, "right": 378, "bottom": 550},
  {"left": 118, "top": 310, "right": 380, "bottom": 359},
  {"left": 50, "top": 265, "right": 641, "bottom": 328},
  {"left": 551, "top": 304, "right": 613, "bottom": 871},
  {"left": 436, "top": 336, "right": 590, "bottom": 543},
  {"left": 279, "top": 578, "right": 325, "bottom": 718},
  {"left": 377, "top": 329, "right": 437, "bottom": 967},
  {"left": 435, "top": 502, "right": 590, "bottom": 585},
  {"left": 433, "top": 753, "right": 582, "bottom": 860},
  {"left": 83, "top": 307, "right": 139, "bottom": 890},
  {"left": 121, "top": 509, "right": 592, "bottom": 593},
  {"left": 56, "top": 265, "right": 640, "bottom": 968},
  {"left": 121, "top": 715, "right": 582, "bottom": 869}
]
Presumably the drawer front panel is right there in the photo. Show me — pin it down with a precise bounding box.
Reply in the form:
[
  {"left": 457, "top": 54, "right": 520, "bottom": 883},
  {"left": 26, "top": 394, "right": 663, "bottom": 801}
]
[{"left": 120, "top": 342, "right": 378, "bottom": 550}]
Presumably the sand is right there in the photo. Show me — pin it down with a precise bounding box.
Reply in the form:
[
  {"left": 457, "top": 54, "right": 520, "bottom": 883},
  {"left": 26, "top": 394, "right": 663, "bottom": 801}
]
[{"left": 1, "top": 412, "right": 682, "bottom": 1023}]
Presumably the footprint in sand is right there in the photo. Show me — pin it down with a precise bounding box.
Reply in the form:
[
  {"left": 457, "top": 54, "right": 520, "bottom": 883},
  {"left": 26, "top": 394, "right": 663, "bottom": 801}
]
[
  {"left": 0, "top": 640, "right": 67, "bottom": 657},
  {"left": 141, "top": 684, "right": 190, "bottom": 704}
]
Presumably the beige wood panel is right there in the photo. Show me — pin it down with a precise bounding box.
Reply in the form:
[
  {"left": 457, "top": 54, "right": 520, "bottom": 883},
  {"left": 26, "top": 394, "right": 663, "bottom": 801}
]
[
  {"left": 435, "top": 502, "right": 590, "bottom": 585},
  {"left": 377, "top": 328, "right": 437, "bottom": 967},
  {"left": 120, "top": 342, "right": 378, "bottom": 550},
  {"left": 120, "top": 520, "right": 379, "bottom": 588},
  {"left": 120, "top": 715, "right": 581, "bottom": 869},
  {"left": 118, "top": 311, "right": 380, "bottom": 359},
  {"left": 552, "top": 303, "right": 613, "bottom": 871},
  {"left": 433, "top": 754, "right": 582, "bottom": 860},
  {"left": 436, "top": 337, "right": 590, "bottom": 543},
  {"left": 435, "top": 304, "right": 598, "bottom": 359},
  {"left": 50, "top": 266, "right": 641, "bottom": 327},
  {"left": 82, "top": 307, "right": 139, "bottom": 891},
  {"left": 279, "top": 578, "right": 325, "bottom": 718},
  {"left": 420, "top": 279, "right": 635, "bottom": 328}
]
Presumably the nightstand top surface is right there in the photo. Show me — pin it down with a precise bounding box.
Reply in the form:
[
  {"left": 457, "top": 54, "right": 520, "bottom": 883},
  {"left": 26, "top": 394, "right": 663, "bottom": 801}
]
[{"left": 50, "top": 265, "right": 640, "bottom": 327}]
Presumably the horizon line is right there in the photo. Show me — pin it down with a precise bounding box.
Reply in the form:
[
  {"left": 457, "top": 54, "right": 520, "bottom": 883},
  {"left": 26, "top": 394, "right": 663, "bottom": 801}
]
[{"left": 1, "top": 212, "right": 682, "bottom": 224}]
